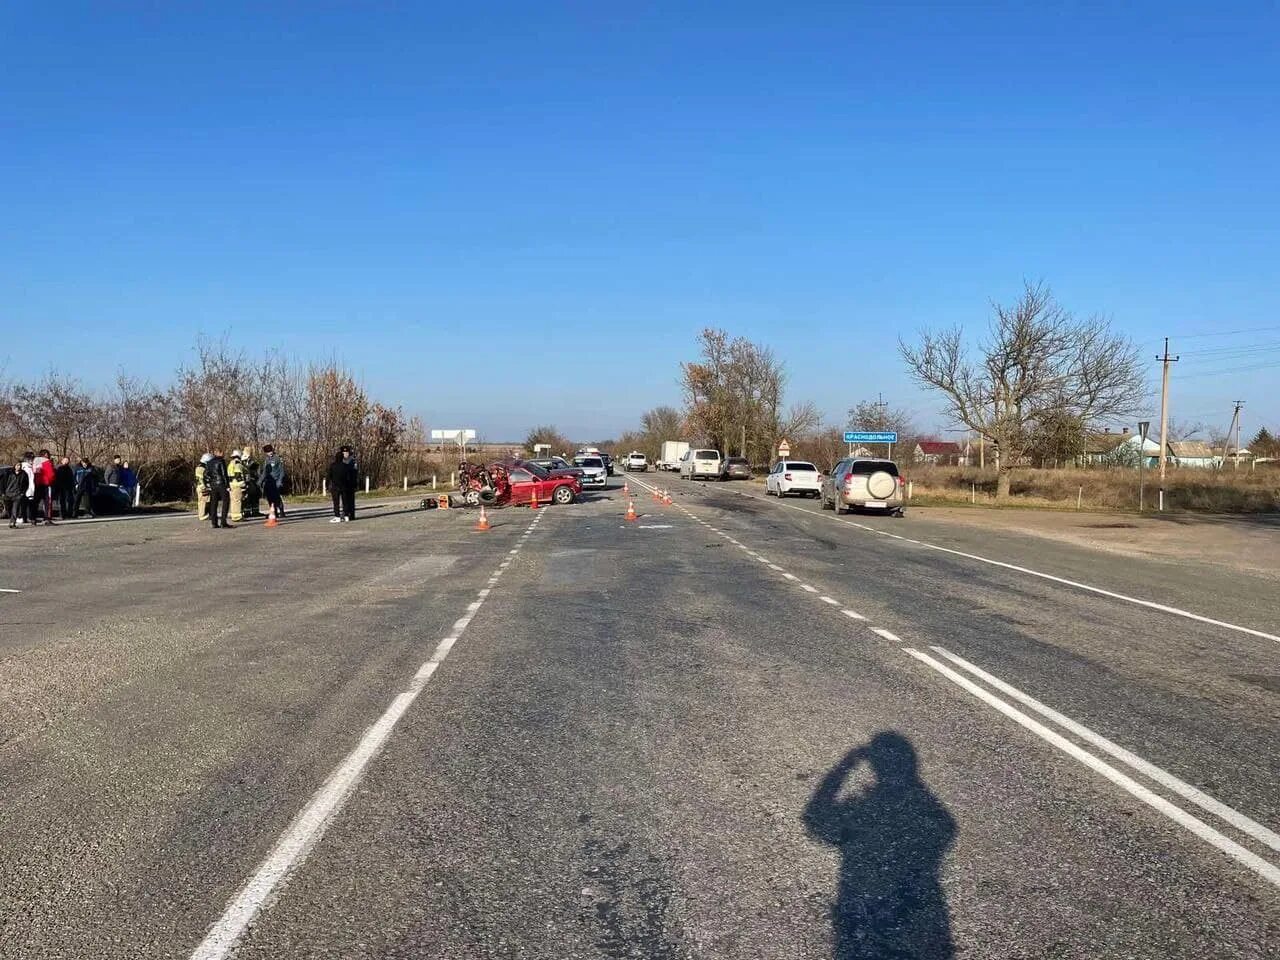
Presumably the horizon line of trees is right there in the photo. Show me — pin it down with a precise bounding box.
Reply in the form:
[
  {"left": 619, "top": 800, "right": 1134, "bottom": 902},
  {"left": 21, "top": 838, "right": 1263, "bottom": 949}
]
[{"left": 0, "top": 339, "right": 443, "bottom": 501}]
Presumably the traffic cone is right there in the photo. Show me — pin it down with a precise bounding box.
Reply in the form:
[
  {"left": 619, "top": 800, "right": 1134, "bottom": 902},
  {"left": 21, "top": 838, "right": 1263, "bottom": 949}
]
[
  {"left": 475, "top": 506, "right": 490, "bottom": 531},
  {"left": 623, "top": 481, "right": 631, "bottom": 497},
  {"left": 625, "top": 500, "right": 637, "bottom": 522},
  {"left": 662, "top": 490, "right": 673, "bottom": 505},
  {"left": 264, "top": 504, "right": 279, "bottom": 528},
  {"left": 530, "top": 491, "right": 539, "bottom": 510}
]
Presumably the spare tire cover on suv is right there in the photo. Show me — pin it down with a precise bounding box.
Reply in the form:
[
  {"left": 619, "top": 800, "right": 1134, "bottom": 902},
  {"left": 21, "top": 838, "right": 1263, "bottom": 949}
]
[{"left": 866, "top": 470, "right": 897, "bottom": 499}]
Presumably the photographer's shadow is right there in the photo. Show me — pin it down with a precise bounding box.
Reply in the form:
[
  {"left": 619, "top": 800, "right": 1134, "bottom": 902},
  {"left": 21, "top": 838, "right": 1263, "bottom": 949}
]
[{"left": 803, "top": 733, "right": 956, "bottom": 959}]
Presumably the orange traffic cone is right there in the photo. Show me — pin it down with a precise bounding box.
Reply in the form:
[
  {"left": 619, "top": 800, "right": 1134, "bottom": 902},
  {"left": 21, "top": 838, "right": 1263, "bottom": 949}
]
[
  {"left": 530, "top": 491, "right": 539, "bottom": 510},
  {"left": 264, "top": 504, "right": 279, "bottom": 527},
  {"left": 625, "top": 500, "right": 637, "bottom": 521},
  {"left": 475, "top": 506, "right": 490, "bottom": 531},
  {"left": 662, "top": 490, "right": 672, "bottom": 505},
  {"left": 623, "top": 481, "right": 631, "bottom": 497}
]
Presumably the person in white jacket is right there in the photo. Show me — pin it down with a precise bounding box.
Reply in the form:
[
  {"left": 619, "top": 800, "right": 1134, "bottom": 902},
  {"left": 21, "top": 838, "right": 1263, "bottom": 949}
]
[{"left": 16, "top": 452, "right": 36, "bottom": 526}]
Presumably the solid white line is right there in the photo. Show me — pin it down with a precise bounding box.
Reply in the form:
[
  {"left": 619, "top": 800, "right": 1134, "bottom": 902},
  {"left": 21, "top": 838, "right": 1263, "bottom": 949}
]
[
  {"left": 903, "top": 647, "right": 1280, "bottom": 889},
  {"left": 841, "top": 609, "right": 867, "bottom": 620},
  {"left": 747, "top": 488, "right": 1280, "bottom": 645},
  {"left": 0, "top": 588, "right": 20, "bottom": 593},
  {"left": 930, "top": 646, "right": 1280, "bottom": 855},
  {"left": 872, "top": 628, "right": 902, "bottom": 642},
  {"left": 191, "top": 518, "right": 542, "bottom": 960}
]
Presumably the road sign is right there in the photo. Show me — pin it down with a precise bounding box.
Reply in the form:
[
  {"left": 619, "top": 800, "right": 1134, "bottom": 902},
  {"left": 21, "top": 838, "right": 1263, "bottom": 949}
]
[
  {"left": 844, "top": 431, "right": 897, "bottom": 444},
  {"left": 430, "top": 429, "right": 477, "bottom": 442},
  {"left": 777, "top": 438, "right": 791, "bottom": 458}
]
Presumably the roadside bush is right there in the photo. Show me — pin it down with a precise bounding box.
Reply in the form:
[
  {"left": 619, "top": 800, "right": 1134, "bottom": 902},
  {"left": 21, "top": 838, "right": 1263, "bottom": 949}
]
[{"left": 905, "top": 464, "right": 1279, "bottom": 514}]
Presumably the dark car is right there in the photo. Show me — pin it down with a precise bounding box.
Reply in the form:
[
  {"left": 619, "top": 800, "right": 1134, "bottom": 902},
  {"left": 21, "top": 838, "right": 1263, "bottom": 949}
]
[
  {"left": 718, "top": 456, "right": 752, "bottom": 481},
  {"left": 528, "top": 457, "right": 584, "bottom": 478}
]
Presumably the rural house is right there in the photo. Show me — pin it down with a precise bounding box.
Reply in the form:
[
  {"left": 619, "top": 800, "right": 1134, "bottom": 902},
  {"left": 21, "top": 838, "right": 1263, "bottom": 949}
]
[
  {"left": 1167, "top": 440, "right": 1222, "bottom": 469},
  {"left": 913, "top": 440, "right": 964, "bottom": 465},
  {"left": 1079, "top": 428, "right": 1160, "bottom": 467}
]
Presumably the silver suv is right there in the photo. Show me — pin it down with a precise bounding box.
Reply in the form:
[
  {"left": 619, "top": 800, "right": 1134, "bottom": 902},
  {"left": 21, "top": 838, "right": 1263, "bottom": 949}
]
[{"left": 821, "top": 458, "right": 906, "bottom": 517}]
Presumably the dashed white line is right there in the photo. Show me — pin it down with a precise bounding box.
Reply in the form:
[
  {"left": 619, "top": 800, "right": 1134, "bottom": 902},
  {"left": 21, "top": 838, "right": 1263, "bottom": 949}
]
[
  {"left": 841, "top": 609, "right": 867, "bottom": 621},
  {"left": 190, "top": 516, "right": 543, "bottom": 960},
  {"left": 801, "top": 584, "right": 819, "bottom": 593},
  {"left": 872, "top": 628, "right": 902, "bottom": 642},
  {"left": 819, "top": 596, "right": 839, "bottom": 606}
]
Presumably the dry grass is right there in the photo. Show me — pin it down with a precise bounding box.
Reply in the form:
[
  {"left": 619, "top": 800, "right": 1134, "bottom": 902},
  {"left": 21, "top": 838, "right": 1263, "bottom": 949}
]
[{"left": 905, "top": 464, "right": 1280, "bottom": 513}]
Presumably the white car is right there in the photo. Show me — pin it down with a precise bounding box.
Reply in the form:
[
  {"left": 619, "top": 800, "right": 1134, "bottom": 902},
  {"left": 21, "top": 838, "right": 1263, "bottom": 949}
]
[
  {"left": 765, "top": 460, "right": 822, "bottom": 498},
  {"left": 572, "top": 455, "right": 608, "bottom": 488},
  {"left": 680, "top": 449, "right": 722, "bottom": 479},
  {"left": 626, "top": 452, "right": 648, "bottom": 472}
]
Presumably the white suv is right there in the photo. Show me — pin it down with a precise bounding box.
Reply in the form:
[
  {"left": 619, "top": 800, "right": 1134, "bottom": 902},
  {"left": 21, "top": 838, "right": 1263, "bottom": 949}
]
[
  {"left": 765, "top": 460, "right": 822, "bottom": 498},
  {"left": 821, "top": 458, "right": 906, "bottom": 516},
  {"left": 626, "top": 452, "right": 648, "bottom": 472}
]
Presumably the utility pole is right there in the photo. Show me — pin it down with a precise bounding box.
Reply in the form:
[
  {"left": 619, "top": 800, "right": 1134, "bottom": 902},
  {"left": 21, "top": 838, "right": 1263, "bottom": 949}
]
[
  {"left": 1223, "top": 400, "right": 1244, "bottom": 470},
  {"left": 1156, "top": 338, "right": 1178, "bottom": 511},
  {"left": 872, "top": 393, "right": 892, "bottom": 460}
]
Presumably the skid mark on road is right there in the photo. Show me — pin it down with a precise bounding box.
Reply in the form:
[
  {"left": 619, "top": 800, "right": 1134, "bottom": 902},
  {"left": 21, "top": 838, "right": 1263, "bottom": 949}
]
[
  {"left": 190, "top": 511, "right": 547, "bottom": 960},
  {"left": 625, "top": 472, "right": 1280, "bottom": 894}
]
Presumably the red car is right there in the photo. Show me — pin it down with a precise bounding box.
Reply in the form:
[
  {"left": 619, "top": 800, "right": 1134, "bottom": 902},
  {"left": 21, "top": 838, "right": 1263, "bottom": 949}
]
[{"left": 504, "top": 461, "right": 581, "bottom": 505}]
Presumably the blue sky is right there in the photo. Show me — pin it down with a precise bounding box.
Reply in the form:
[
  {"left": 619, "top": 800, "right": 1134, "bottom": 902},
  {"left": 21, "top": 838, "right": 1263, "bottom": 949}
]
[{"left": 3, "top": 3, "right": 1278, "bottom": 441}]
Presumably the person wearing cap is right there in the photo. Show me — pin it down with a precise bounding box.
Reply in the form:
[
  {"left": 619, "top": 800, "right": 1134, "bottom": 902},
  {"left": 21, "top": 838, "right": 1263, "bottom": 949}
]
[
  {"left": 195, "top": 453, "right": 212, "bottom": 521},
  {"left": 227, "top": 449, "right": 246, "bottom": 523}
]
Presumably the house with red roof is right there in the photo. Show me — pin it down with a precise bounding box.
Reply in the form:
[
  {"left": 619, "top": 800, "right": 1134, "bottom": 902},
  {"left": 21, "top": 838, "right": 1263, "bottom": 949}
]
[{"left": 913, "top": 440, "right": 964, "bottom": 465}]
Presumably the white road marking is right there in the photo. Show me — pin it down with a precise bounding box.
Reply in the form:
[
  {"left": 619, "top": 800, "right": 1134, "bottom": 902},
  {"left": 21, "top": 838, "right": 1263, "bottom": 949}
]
[
  {"left": 739, "top": 488, "right": 1280, "bottom": 645},
  {"left": 904, "top": 647, "right": 1280, "bottom": 889},
  {"left": 819, "top": 596, "right": 840, "bottom": 606},
  {"left": 841, "top": 609, "right": 867, "bottom": 620},
  {"left": 930, "top": 646, "right": 1280, "bottom": 854},
  {"left": 801, "top": 584, "right": 818, "bottom": 593},
  {"left": 872, "top": 628, "right": 902, "bottom": 642},
  {"left": 768, "top": 564, "right": 783, "bottom": 571},
  {"left": 782, "top": 573, "right": 798, "bottom": 581},
  {"left": 190, "top": 515, "right": 544, "bottom": 960},
  {"left": 0, "top": 588, "right": 20, "bottom": 593}
]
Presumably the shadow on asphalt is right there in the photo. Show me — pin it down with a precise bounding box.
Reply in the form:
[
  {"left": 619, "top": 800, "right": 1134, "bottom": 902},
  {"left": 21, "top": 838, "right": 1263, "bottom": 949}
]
[{"left": 803, "top": 733, "right": 956, "bottom": 960}]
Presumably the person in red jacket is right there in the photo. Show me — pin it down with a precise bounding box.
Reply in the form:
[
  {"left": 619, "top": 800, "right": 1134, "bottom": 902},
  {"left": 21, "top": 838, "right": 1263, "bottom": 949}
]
[{"left": 32, "top": 449, "right": 57, "bottom": 525}]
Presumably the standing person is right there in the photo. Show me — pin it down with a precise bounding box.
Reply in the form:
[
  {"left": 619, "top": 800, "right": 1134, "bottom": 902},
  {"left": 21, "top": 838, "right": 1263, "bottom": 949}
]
[
  {"left": 74, "top": 458, "right": 98, "bottom": 518},
  {"left": 194, "top": 453, "right": 212, "bottom": 521},
  {"left": 4, "top": 463, "right": 26, "bottom": 528},
  {"left": 17, "top": 453, "right": 37, "bottom": 526},
  {"left": 54, "top": 456, "right": 76, "bottom": 519},
  {"left": 104, "top": 455, "right": 124, "bottom": 487},
  {"left": 32, "top": 449, "right": 55, "bottom": 525},
  {"left": 227, "top": 450, "right": 246, "bottom": 522},
  {"left": 120, "top": 460, "right": 138, "bottom": 504},
  {"left": 204, "top": 449, "right": 231, "bottom": 529},
  {"left": 261, "top": 444, "right": 286, "bottom": 518},
  {"left": 326, "top": 446, "right": 358, "bottom": 523}
]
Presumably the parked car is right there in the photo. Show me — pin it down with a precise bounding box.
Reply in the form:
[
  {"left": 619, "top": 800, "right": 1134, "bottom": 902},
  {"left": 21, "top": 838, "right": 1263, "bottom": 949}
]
[
  {"left": 571, "top": 454, "right": 608, "bottom": 488},
  {"left": 820, "top": 458, "right": 906, "bottom": 516},
  {"left": 575, "top": 448, "right": 615, "bottom": 475},
  {"left": 505, "top": 462, "right": 581, "bottom": 505},
  {"left": 717, "top": 456, "right": 751, "bottom": 481},
  {"left": 765, "top": 460, "right": 822, "bottom": 498},
  {"left": 679, "top": 448, "right": 722, "bottom": 479},
  {"left": 528, "top": 456, "right": 584, "bottom": 478},
  {"left": 626, "top": 452, "right": 648, "bottom": 472}
]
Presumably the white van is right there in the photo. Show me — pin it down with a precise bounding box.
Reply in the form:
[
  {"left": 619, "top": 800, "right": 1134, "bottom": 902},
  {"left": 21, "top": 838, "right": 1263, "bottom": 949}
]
[{"left": 680, "top": 448, "right": 722, "bottom": 480}]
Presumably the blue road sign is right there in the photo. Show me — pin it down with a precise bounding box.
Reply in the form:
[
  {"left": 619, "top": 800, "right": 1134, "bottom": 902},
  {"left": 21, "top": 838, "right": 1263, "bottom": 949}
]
[{"left": 844, "top": 431, "right": 898, "bottom": 443}]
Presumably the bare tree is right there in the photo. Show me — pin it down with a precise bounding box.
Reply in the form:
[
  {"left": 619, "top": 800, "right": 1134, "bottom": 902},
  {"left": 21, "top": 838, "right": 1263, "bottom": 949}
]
[{"left": 899, "top": 282, "right": 1144, "bottom": 498}]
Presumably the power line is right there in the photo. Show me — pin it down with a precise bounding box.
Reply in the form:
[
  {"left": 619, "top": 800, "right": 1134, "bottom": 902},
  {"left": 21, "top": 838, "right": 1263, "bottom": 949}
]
[{"left": 1162, "top": 323, "right": 1280, "bottom": 341}]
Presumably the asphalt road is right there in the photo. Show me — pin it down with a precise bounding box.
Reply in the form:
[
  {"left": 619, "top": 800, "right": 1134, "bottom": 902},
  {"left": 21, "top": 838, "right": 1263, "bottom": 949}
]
[{"left": 1, "top": 476, "right": 1277, "bottom": 958}]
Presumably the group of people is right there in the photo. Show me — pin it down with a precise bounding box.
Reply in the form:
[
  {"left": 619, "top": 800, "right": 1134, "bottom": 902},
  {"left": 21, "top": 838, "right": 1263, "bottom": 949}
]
[
  {"left": 2, "top": 451, "right": 134, "bottom": 528},
  {"left": 193, "top": 443, "right": 358, "bottom": 529},
  {"left": 195, "top": 445, "right": 288, "bottom": 529}
]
